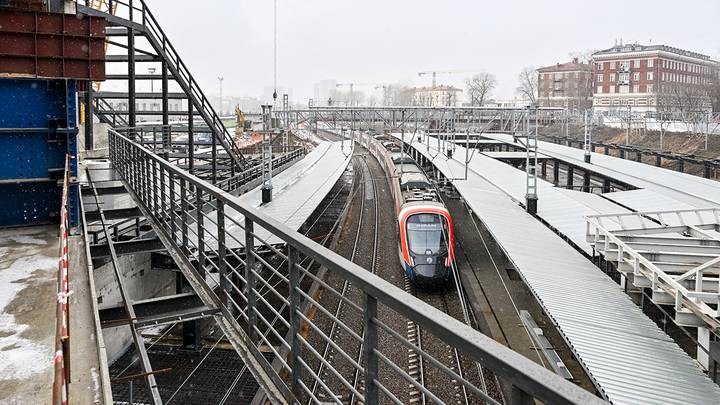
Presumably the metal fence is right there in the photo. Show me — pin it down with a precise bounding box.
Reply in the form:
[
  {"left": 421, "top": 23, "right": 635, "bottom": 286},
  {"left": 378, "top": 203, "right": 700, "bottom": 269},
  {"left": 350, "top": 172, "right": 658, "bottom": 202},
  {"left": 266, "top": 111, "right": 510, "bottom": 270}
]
[
  {"left": 53, "top": 155, "right": 72, "bottom": 405},
  {"left": 108, "top": 129, "right": 604, "bottom": 405}
]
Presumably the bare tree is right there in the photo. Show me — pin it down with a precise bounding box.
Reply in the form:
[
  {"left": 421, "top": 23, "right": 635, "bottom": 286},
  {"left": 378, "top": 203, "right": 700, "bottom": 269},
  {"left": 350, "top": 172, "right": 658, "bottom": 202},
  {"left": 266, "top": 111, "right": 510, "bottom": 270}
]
[
  {"left": 517, "top": 66, "right": 538, "bottom": 105},
  {"left": 567, "top": 49, "right": 598, "bottom": 64},
  {"left": 465, "top": 73, "right": 496, "bottom": 106},
  {"left": 382, "top": 83, "right": 414, "bottom": 106}
]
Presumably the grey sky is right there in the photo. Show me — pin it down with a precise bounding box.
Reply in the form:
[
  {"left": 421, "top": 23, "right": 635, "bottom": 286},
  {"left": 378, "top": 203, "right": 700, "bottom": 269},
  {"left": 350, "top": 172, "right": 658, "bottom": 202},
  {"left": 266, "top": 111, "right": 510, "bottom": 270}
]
[{"left": 148, "top": 0, "right": 720, "bottom": 103}]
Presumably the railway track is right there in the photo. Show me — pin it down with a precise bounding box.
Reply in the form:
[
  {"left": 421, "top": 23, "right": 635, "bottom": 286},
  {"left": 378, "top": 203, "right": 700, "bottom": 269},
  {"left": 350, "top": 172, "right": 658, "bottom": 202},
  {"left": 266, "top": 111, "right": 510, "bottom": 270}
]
[{"left": 309, "top": 152, "right": 379, "bottom": 403}]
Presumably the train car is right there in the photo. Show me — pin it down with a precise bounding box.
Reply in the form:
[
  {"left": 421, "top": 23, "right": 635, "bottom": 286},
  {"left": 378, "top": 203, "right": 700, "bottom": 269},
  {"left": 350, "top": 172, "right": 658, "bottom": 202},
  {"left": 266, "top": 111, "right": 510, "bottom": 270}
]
[{"left": 378, "top": 141, "right": 455, "bottom": 287}]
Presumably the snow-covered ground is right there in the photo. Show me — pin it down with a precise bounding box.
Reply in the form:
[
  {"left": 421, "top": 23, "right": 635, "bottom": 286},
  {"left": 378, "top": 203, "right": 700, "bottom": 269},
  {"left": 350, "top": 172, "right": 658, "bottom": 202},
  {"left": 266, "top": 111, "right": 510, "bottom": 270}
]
[{"left": 0, "top": 226, "right": 57, "bottom": 404}]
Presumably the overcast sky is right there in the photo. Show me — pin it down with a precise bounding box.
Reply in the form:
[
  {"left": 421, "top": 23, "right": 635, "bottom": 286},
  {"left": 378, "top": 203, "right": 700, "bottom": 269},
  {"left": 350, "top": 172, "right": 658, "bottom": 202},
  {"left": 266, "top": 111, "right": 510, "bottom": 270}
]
[{"left": 147, "top": 0, "right": 720, "bottom": 103}]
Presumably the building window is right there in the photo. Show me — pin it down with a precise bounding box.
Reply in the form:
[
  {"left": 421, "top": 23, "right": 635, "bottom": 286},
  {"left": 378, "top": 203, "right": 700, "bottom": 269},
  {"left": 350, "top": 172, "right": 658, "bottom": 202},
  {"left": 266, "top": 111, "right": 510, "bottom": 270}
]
[
  {"left": 648, "top": 59, "right": 654, "bottom": 68},
  {"left": 610, "top": 73, "right": 616, "bottom": 82},
  {"left": 633, "top": 72, "right": 640, "bottom": 81},
  {"left": 647, "top": 84, "right": 654, "bottom": 93},
  {"left": 619, "top": 73, "right": 629, "bottom": 83},
  {"left": 634, "top": 59, "right": 640, "bottom": 68},
  {"left": 597, "top": 74, "right": 604, "bottom": 82},
  {"left": 597, "top": 86, "right": 603, "bottom": 94},
  {"left": 620, "top": 61, "right": 630, "bottom": 71},
  {"left": 647, "top": 71, "right": 654, "bottom": 81},
  {"left": 610, "top": 61, "right": 616, "bottom": 69},
  {"left": 633, "top": 85, "right": 640, "bottom": 93},
  {"left": 597, "top": 62, "right": 604, "bottom": 70},
  {"left": 609, "top": 86, "right": 615, "bottom": 93}
]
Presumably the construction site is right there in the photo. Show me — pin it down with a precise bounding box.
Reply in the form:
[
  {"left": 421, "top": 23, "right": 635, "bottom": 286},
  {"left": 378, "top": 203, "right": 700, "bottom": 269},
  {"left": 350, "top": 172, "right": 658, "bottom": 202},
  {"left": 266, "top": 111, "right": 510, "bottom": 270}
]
[{"left": 1, "top": 1, "right": 720, "bottom": 405}]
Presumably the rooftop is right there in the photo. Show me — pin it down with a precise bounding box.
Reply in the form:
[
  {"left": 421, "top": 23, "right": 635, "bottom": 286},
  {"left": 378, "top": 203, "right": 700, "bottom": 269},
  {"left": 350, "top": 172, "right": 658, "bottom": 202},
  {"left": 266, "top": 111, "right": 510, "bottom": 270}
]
[
  {"left": 537, "top": 58, "right": 592, "bottom": 73},
  {"left": 593, "top": 43, "right": 718, "bottom": 62}
]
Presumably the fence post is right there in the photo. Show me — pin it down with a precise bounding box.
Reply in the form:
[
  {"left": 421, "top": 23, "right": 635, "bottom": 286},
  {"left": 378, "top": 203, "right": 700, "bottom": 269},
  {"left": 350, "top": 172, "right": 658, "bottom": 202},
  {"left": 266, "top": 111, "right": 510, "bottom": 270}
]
[
  {"left": 287, "top": 245, "right": 302, "bottom": 402},
  {"left": 180, "top": 178, "right": 189, "bottom": 253},
  {"left": 196, "top": 188, "right": 206, "bottom": 278},
  {"left": 363, "top": 294, "right": 379, "bottom": 405},
  {"left": 244, "top": 217, "right": 257, "bottom": 341},
  {"left": 217, "top": 200, "right": 229, "bottom": 314}
]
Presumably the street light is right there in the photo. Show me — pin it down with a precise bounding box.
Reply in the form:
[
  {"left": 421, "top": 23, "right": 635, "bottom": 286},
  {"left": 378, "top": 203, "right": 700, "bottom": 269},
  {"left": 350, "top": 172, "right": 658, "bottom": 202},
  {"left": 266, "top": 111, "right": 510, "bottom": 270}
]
[
  {"left": 218, "top": 76, "right": 224, "bottom": 115},
  {"left": 148, "top": 67, "right": 156, "bottom": 93}
]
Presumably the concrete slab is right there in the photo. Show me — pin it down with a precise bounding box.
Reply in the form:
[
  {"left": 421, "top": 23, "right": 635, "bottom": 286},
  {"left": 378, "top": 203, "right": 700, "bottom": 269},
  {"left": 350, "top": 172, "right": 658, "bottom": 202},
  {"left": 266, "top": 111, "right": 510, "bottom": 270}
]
[{"left": 0, "top": 226, "right": 58, "bottom": 405}]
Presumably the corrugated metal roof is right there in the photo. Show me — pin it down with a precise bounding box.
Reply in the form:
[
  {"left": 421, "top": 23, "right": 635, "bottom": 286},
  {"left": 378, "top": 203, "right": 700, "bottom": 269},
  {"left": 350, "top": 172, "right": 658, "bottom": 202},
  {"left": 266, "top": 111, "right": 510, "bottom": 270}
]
[
  {"left": 399, "top": 136, "right": 720, "bottom": 405},
  {"left": 191, "top": 141, "right": 352, "bottom": 248},
  {"left": 484, "top": 133, "right": 720, "bottom": 209}
]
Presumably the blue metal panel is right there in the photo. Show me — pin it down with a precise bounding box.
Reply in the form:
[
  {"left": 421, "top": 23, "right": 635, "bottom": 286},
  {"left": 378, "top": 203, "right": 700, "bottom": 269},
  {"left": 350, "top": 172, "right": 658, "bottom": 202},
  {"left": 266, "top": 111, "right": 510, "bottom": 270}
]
[{"left": 0, "top": 78, "right": 78, "bottom": 227}]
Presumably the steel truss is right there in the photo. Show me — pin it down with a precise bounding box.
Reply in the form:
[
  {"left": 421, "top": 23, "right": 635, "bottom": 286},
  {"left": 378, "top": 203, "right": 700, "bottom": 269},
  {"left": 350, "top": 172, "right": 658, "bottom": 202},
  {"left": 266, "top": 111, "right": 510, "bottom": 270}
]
[
  {"left": 281, "top": 106, "right": 565, "bottom": 135},
  {"left": 76, "top": 0, "right": 248, "bottom": 183},
  {"left": 587, "top": 208, "right": 720, "bottom": 332},
  {"left": 109, "top": 128, "right": 604, "bottom": 405}
]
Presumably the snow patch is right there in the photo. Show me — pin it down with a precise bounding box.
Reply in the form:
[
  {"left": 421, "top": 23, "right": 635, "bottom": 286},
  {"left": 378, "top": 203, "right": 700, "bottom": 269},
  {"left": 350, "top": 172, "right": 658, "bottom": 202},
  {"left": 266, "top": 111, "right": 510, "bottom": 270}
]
[
  {"left": 7, "top": 235, "right": 47, "bottom": 246},
  {"left": 0, "top": 254, "right": 57, "bottom": 381}
]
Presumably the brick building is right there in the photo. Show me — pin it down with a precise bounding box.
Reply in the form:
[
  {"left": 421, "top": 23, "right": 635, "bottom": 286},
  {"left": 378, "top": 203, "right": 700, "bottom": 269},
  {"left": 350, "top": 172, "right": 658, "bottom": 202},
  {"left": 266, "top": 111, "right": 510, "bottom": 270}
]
[
  {"left": 537, "top": 58, "right": 593, "bottom": 111},
  {"left": 592, "top": 44, "right": 719, "bottom": 113}
]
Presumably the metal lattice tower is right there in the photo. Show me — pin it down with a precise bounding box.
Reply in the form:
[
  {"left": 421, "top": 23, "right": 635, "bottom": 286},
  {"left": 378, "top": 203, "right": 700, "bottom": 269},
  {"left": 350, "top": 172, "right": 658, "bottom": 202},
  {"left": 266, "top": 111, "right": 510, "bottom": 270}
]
[
  {"left": 521, "top": 107, "right": 539, "bottom": 214},
  {"left": 261, "top": 104, "right": 274, "bottom": 203},
  {"left": 282, "top": 94, "right": 289, "bottom": 154}
]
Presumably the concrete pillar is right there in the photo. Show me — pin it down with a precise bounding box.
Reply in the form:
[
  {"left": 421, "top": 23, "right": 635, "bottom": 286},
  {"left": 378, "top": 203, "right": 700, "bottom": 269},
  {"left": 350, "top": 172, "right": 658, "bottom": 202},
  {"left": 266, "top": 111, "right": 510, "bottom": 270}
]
[
  {"left": 703, "top": 164, "right": 711, "bottom": 179},
  {"left": 604, "top": 147, "right": 609, "bottom": 155},
  {"left": 566, "top": 166, "right": 574, "bottom": 189},
  {"left": 541, "top": 160, "right": 547, "bottom": 178},
  {"left": 655, "top": 155, "right": 662, "bottom": 167},
  {"left": 553, "top": 161, "right": 560, "bottom": 186},
  {"left": 699, "top": 327, "right": 710, "bottom": 370},
  {"left": 678, "top": 160, "right": 685, "bottom": 173},
  {"left": 636, "top": 151, "right": 642, "bottom": 162},
  {"left": 619, "top": 149, "right": 625, "bottom": 159},
  {"left": 603, "top": 178, "right": 611, "bottom": 193}
]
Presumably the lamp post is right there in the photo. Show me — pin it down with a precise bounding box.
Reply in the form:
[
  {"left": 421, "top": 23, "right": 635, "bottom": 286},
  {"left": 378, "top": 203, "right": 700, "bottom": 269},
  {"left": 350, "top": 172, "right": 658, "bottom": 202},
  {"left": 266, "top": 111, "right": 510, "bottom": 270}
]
[
  {"left": 148, "top": 67, "right": 156, "bottom": 93},
  {"left": 218, "top": 76, "right": 224, "bottom": 115}
]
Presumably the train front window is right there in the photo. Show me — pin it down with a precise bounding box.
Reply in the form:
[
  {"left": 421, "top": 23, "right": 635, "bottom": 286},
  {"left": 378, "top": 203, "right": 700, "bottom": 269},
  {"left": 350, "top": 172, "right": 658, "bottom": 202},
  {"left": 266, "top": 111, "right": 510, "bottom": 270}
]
[{"left": 406, "top": 213, "right": 448, "bottom": 256}]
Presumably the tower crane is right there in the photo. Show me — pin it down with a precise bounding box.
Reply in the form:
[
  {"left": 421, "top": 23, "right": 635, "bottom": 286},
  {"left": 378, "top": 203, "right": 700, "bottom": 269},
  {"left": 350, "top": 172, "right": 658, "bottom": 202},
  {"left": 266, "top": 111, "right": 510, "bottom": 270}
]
[{"left": 417, "top": 70, "right": 481, "bottom": 87}]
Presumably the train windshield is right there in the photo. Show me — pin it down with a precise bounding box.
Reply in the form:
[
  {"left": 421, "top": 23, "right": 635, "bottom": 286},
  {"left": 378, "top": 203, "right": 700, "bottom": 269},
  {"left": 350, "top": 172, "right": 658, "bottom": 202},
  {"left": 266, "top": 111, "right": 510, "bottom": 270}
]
[{"left": 406, "top": 213, "right": 448, "bottom": 256}]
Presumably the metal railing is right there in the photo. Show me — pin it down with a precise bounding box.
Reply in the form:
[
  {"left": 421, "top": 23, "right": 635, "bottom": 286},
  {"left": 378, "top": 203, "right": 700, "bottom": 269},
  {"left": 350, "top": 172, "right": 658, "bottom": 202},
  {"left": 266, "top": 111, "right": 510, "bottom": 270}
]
[
  {"left": 53, "top": 155, "right": 72, "bottom": 405},
  {"left": 108, "top": 128, "right": 604, "bottom": 405},
  {"left": 586, "top": 208, "right": 720, "bottom": 329},
  {"left": 78, "top": 0, "right": 247, "bottom": 170}
]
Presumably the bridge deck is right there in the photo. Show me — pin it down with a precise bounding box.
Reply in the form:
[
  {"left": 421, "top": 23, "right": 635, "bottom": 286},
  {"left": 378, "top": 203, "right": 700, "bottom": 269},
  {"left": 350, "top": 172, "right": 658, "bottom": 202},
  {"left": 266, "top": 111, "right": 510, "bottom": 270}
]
[{"left": 399, "top": 135, "right": 720, "bottom": 405}]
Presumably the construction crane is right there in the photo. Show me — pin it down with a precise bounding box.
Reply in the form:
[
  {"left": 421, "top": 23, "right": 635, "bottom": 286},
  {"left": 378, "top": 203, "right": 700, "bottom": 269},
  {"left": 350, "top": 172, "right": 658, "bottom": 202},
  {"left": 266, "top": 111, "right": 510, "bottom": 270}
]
[
  {"left": 335, "top": 82, "right": 383, "bottom": 106},
  {"left": 418, "top": 70, "right": 481, "bottom": 87}
]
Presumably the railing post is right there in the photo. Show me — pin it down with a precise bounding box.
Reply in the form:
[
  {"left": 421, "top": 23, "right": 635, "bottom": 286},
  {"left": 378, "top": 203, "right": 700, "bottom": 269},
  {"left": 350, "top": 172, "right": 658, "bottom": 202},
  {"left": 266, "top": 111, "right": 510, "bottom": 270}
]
[
  {"left": 180, "top": 178, "right": 189, "bottom": 253},
  {"left": 217, "top": 200, "right": 229, "bottom": 314},
  {"left": 169, "top": 172, "right": 178, "bottom": 243},
  {"left": 244, "top": 217, "right": 257, "bottom": 342},
  {"left": 196, "top": 188, "right": 206, "bottom": 278},
  {"left": 363, "top": 294, "right": 379, "bottom": 405},
  {"left": 287, "top": 245, "right": 302, "bottom": 402}
]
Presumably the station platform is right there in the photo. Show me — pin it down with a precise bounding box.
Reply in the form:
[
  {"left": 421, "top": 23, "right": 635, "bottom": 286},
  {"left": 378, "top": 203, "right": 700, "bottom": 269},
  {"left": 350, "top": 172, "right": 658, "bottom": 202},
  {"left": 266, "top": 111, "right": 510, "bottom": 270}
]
[
  {"left": 396, "top": 134, "right": 720, "bottom": 404},
  {"left": 484, "top": 133, "right": 720, "bottom": 209},
  {"left": 199, "top": 141, "right": 353, "bottom": 247}
]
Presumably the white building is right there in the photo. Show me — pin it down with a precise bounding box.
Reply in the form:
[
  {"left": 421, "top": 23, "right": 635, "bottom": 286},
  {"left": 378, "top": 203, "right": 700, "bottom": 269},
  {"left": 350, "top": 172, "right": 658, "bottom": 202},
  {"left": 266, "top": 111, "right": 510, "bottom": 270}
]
[{"left": 412, "top": 85, "right": 462, "bottom": 107}]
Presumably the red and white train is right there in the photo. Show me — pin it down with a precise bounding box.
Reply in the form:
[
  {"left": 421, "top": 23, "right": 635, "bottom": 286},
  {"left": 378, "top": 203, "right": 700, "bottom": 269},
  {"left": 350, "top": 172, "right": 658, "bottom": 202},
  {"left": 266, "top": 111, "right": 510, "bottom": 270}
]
[{"left": 370, "top": 135, "right": 455, "bottom": 286}]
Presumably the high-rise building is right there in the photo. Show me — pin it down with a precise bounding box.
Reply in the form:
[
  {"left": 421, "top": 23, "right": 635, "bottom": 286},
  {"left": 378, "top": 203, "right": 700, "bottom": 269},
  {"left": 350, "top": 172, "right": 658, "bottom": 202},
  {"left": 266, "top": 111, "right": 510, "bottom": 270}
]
[
  {"left": 411, "top": 85, "right": 462, "bottom": 107},
  {"left": 537, "top": 58, "right": 593, "bottom": 111},
  {"left": 592, "top": 44, "right": 719, "bottom": 113}
]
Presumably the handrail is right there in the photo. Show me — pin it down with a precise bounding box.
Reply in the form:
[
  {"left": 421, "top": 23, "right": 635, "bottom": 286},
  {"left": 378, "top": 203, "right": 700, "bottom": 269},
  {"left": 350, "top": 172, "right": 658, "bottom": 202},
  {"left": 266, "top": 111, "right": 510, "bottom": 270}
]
[
  {"left": 109, "top": 128, "right": 605, "bottom": 405},
  {"left": 585, "top": 214, "right": 720, "bottom": 326},
  {"left": 53, "top": 155, "right": 72, "bottom": 405}
]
